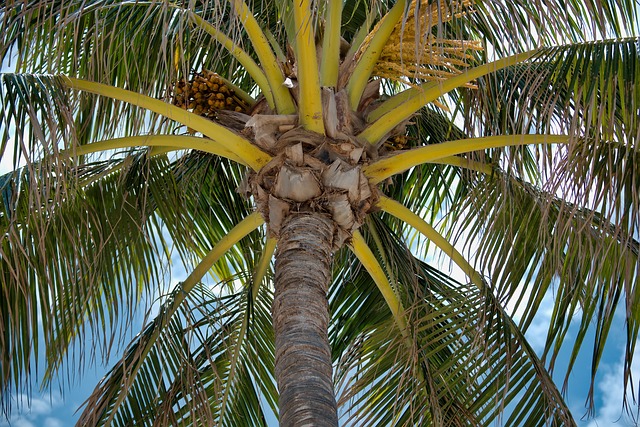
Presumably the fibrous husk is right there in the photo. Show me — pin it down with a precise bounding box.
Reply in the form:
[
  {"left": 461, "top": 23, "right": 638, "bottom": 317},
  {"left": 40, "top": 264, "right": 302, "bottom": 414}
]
[
  {"left": 268, "top": 195, "right": 290, "bottom": 236},
  {"left": 245, "top": 114, "right": 298, "bottom": 151},
  {"left": 215, "top": 110, "right": 251, "bottom": 131},
  {"left": 359, "top": 80, "right": 381, "bottom": 111},
  {"left": 327, "top": 193, "right": 355, "bottom": 231},
  {"left": 284, "top": 143, "right": 304, "bottom": 166},
  {"left": 274, "top": 127, "right": 326, "bottom": 152},
  {"left": 249, "top": 96, "right": 274, "bottom": 116},
  {"left": 274, "top": 165, "right": 322, "bottom": 202},
  {"left": 334, "top": 89, "right": 366, "bottom": 135},
  {"left": 349, "top": 146, "right": 365, "bottom": 163},
  {"left": 322, "top": 87, "right": 339, "bottom": 139},
  {"left": 245, "top": 126, "right": 377, "bottom": 247},
  {"left": 334, "top": 89, "right": 353, "bottom": 134},
  {"left": 322, "top": 159, "right": 371, "bottom": 204}
]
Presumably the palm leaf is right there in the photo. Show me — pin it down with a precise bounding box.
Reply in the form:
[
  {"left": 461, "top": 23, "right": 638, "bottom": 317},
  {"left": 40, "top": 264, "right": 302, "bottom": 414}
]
[
  {"left": 76, "top": 208, "right": 265, "bottom": 425},
  {"left": 464, "top": 0, "right": 638, "bottom": 54},
  {"left": 450, "top": 168, "right": 639, "bottom": 411},
  {"left": 0, "top": 154, "right": 170, "bottom": 407},
  {"left": 332, "top": 216, "right": 576, "bottom": 425}
]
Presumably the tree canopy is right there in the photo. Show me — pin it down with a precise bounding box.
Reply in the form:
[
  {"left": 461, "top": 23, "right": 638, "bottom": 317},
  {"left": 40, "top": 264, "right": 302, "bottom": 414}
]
[{"left": 0, "top": 0, "right": 639, "bottom": 425}]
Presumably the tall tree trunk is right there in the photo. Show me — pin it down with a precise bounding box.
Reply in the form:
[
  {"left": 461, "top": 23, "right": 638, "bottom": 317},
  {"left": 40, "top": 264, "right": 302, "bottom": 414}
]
[{"left": 272, "top": 213, "right": 339, "bottom": 427}]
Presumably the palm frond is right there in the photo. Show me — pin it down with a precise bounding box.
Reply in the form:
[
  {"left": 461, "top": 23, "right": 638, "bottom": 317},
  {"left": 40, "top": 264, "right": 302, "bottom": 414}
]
[
  {"left": 345, "top": 0, "right": 407, "bottom": 109},
  {"left": 365, "top": 134, "right": 569, "bottom": 183},
  {"left": 375, "top": 39, "right": 640, "bottom": 415},
  {"left": 0, "top": 143, "right": 263, "bottom": 413},
  {"left": 379, "top": 107, "right": 473, "bottom": 228},
  {"left": 460, "top": 38, "right": 640, "bottom": 141},
  {"left": 0, "top": 2, "right": 277, "bottom": 144},
  {"left": 0, "top": 154, "right": 171, "bottom": 411},
  {"left": 76, "top": 209, "right": 265, "bottom": 425},
  {"left": 332, "top": 217, "right": 576, "bottom": 426},
  {"left": 320, "top": 0, "right": 343, "bottom": 87},
  {"left": 294, "top": 0, "right": 325, "bottom": 133},
  {"left": 449, "top": 166, "right": 639, "bottom": 413},
  {"left": 0, "top": 1, "right": 242, "bottom": 93},
  {"left": 229, "top": 0, "right": 295, "bottom": 114},
  {"left": 77, "top": 280, "right": 273, "bottom": 427},
  {"left": 464, "top": 0, "right": 638, "bottom": 55},
  {"left": 218, "top": 237, "right": 277, "bottom": 423},
  {"left": 65, "top": 77, "right": 271, "bottom": 169},
  {"left": 361, "top": 50, "right": 538, "bottom": 145},
  {"left": 349, "top": 231, "right": 407, "bottom": 332},
  {"left": 427, "top": 41, "right": 640, "bottom": 413}
]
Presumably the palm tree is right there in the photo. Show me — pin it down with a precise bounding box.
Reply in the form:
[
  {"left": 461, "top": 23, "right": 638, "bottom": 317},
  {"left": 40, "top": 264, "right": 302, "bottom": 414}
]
[{"left": 0, "top": 0, "right": 638, "bottom": 425}]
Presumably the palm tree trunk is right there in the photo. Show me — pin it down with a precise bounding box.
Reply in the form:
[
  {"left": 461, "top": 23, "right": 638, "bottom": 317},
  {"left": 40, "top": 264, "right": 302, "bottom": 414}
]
[{"left": 272, "top": 213, "right": 339, "bottom": 427}]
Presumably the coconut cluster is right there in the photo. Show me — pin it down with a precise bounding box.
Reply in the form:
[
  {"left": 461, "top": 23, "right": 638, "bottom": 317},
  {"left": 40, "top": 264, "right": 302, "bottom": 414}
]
[
  {"left": 171, "top": 70, "right": 249, "bottom": 118},
  {"left": 384, "top": 134, "right": 409, "bottom": 151}
]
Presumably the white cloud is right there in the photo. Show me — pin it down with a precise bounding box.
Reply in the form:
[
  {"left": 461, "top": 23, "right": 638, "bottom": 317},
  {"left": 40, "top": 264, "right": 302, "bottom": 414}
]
[
  {"left": 584, "top": 341, "right": 640, "bottom": 427},
  {"left": 6, "top": 420, "right": 35, "bottom": 427},
  {"left": 24, "top": 396, "right": 54, "bottom": 417},
  {"left": 43, "top": 417, "right": 64, "bottom": 427},
  {"left": 0, "top": 394, "right": 63, "bottom": 427},
  {"left": 520, "top": 289, "right": 555, "bottom": 353},
  {"left": 1, "top": 413, "right": 33, "bottom": 426}
]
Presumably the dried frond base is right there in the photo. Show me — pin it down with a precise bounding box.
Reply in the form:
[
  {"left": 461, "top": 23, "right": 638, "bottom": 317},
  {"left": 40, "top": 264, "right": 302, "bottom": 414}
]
[{"left": 243, "top": 135, "right": 378, "bottom": 249}]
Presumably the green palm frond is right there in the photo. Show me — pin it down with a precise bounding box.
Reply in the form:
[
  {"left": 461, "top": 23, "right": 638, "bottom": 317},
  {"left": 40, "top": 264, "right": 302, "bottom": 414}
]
[
  {"left": 0, "top": 155, "right": 170, "bottom": 403},
  {"left": 167, "top": 154, "right": 259, "bottom": 267},
  {"left": 0, "top": 144, "right": 259, "bottom": 413},
  {"left": 0, "top": 72, "right": 161, "bottom": 164},
  {"left": 1, "top": 3, "right": 261, "bottom": 145},
  {"left": 2, "top": 2, "right": 187, "bottom": 144},
  {"left": 442, "top": 38, "right": 639, "bottom": 194},
  {"left": 390, "top": 79, "right": 638, "bottom": 417},
  {"left": 450, "top": 167, "right": 639, "bottom": 407},
  {"left": 77, "top": 281, "right": 270, "bottom": 426},
  {"left": 78, "top": 237, "right": 277, "bottom": 427},
  {"left": 1, "top": 73, "right": 271, "bottom": 169},
  {"left": 76, "top": 207, "right": 266, "bottom": 425},
  {"left": 1, "top": 73, "right": 77, "bottom": 162},
  {"left": 462, "top": 38, "right": 639, "bottom": 140},
  {"left": 332, "top": 217, "right": 575, "bottom": 425},
  {"left": 465, "top": 0, "right": 638, "bottom": 54},
  {"left": 375, "top": 106, "right": 485, "bottom": 244},
  {"left": 417, "top": 41, "right": 640, "bottom": 410},
  {"left": 148, "top": 241, "right": 277, "bottom": 427},
  {"left": 378, "top": 39, "right": 640, "bottom": 403},
  {"left": 1, "top": 1, "right": 233, "bottom": 89}
]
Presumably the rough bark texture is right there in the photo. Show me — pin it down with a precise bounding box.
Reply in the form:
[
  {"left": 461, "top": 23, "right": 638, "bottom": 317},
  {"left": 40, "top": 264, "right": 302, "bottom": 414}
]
[{"left": 273, "top": 213, "right": 338, "bottom": 427}]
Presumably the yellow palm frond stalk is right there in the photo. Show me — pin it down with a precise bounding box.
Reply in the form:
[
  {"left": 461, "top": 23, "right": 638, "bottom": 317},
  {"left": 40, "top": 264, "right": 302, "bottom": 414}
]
[{"left": 362, "top": 0, "right": 483, "bottom": 87}]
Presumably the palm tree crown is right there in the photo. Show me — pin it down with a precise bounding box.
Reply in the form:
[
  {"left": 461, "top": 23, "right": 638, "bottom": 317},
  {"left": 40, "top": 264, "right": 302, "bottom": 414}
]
[{"left": 0, "top": 0, "right": 638, "bottom": 425}]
